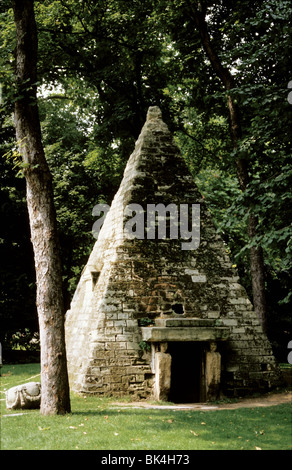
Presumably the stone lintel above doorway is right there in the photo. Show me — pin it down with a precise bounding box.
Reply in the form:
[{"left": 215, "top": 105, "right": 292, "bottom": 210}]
[{"left": 141, "top": 318, "right": 230, "bottom": 343}]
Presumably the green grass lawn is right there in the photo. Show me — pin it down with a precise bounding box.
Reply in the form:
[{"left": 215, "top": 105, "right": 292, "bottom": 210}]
[{"left": 1, "top": 363, "right": 291, "bottom": 451}]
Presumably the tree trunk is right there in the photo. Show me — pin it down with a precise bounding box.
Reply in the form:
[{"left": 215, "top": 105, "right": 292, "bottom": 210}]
[
  {"left": 12, "top": 0, "right": 71, "bottom": 414},
  {"left": 190, "top": 2, "right": 267, "bottom": 331},
  {"left": 248, "top": 215, "right": 267, "bottom": 332}
]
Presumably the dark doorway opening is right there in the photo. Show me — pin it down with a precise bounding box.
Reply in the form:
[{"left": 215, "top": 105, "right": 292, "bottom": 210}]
[
  {"left": 168, "top": 342, "right": 205, "bottom": 403},
  {"left": 171, "top": 303, "right": 184, "bottom": 314}
]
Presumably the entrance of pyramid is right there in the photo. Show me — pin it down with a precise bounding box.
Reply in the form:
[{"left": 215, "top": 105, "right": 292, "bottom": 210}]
[{"left": 152, "top": 341, "right": 222, "bottom": 403}]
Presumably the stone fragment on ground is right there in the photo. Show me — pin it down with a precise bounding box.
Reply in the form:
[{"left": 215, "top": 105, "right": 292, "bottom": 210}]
[{"left": 6, "top": 382, "right": 41, "bottom": 410}]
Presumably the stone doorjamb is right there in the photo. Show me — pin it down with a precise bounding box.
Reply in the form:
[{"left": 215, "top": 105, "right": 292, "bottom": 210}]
[
  {"left": 142, "top": 318, "right": 230, "bottom": 402},
  {"left": 151, "top": 340, "right": 222, "bottom": 402}
]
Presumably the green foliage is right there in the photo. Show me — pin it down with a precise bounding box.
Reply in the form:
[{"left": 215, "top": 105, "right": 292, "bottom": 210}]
[
  {"left": 40, "top": 100, "right": 103, "bottom": 298},
  {"left": 8, "top": 328, "right": 40, "bottom": 352},
  {"left": 195, "top": 169, "right": 246, "bottom": 245},
  {"left": 1, "top": 0, "right": 291, "bottom": 357},
  {"left": 138, "top": 318, "right": 155, "bottom": 327},
  {"left": 0, "top": 5, "right": 15, "bottom": 113},
  {"left": 138, "top": 340, "right": 151, "bottom": 352},
  {"left": 0, "top": 142, "right": 38, "bottom": 349}
]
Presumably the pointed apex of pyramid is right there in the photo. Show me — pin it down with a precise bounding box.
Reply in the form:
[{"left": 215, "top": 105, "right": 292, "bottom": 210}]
[{"left": 146, "top": 106, "right": 163, "bottom": 121}]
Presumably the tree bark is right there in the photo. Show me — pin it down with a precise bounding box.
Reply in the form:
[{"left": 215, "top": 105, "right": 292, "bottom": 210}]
[
  {"left": 12, "top": 0, "right": 71, "bottom": 414},
  {"left": 248, "top": 215, "right": 267, "bottom": 332},
  {"left": 189, "top": 1, "right": 267, "bottom": 331}
]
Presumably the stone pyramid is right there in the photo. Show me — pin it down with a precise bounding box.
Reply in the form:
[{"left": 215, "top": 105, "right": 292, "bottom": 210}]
[{"left": 65, "top": 106, "right": 282, "bottom": 401}]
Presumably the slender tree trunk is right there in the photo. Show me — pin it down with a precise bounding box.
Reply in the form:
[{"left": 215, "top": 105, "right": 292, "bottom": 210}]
[
  {"left": 248, "top": 216, "right": 267, "bottom": 332},
  {"left": 190, "top": 2, "right": 267, "bottom": 331},
  {"left": 12, "top": 0, "right": 71, "bottom": 414}
]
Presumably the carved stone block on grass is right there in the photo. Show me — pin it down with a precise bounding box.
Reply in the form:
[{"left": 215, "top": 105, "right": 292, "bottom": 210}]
[{"left": 6, "top": 382, "right": 41, "bottom": 410}]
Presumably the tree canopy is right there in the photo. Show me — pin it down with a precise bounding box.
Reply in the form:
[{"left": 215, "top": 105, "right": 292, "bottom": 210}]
[{"left": 1, "top": 0, "right": 291, "bottom": 361}]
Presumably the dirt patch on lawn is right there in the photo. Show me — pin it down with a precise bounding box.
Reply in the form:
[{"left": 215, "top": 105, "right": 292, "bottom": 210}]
[
  {"left": 204, "top": 391, "right": 292, "bottom": 410},
  {"left": 112, "top": 391, "right": 292, "bottom": 411}
]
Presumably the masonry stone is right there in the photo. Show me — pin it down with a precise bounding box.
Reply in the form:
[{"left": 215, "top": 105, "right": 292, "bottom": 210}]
[
  {"left": 65, "top": 106, "right": 282, "bottom": 402},
  {"left": 6, "top": 382, "right": 41, "bottom": 410},
  {"left": 154, "top": 352, "right": 172, "bottom": 401},
  {"left": 205, "top": 343, "right": 221, "bottom": 400}
]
